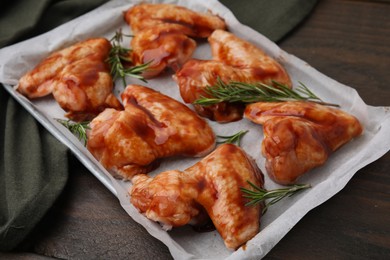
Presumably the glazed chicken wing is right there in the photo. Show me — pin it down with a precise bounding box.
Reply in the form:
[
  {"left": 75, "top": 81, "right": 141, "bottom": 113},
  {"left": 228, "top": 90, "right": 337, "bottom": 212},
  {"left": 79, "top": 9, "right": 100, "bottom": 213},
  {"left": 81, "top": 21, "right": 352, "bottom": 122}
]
[
  {"left": 130, "top": 24, "right": 197, "bottom": 78},
  {"left": 17, "top": 38, "right": 122, "bottom": 121},
  {"left": 87, "top": 85, "right": 215, "bottom": 180},
  {"left": 124, "top": 3, "right": 226, "bottom": 37},
  {"left": 131, "top": 144, "right": 264, "bottom": 249},
  {"left": 124, "top": 3, "right": 226, "bottom": 77},
  {"left": 176, "top": 59, "right": 254, "bottom": 122},
  {"left": 175, "top": 30, "right": 291, "bottom": 122},
  {"left": 209, "top": 30, "right": 291, "bottom": 85},
  {"left": 244, "top": 101, "right": 363, "bottom": 185},
  {"left": 130, "top": 171, "right": 202, "bottom": 229}
]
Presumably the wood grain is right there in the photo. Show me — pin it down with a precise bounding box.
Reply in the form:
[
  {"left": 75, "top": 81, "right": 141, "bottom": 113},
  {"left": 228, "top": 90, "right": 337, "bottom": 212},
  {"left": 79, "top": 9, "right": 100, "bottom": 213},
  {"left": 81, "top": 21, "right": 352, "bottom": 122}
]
[
  {"left": 269, "top": 0, "right": 390, "bottom": 258},
  {"left": 280, "top": 0, "right": 390, "bottom": 106},
  {"left": 3, "top": 0, "right": 389, "bottom": 259}
]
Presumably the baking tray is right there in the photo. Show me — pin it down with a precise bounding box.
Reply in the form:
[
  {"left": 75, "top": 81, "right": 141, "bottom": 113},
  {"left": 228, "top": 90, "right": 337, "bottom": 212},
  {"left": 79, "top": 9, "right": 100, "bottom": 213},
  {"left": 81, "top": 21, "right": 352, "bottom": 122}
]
[{"left": 1, "top": 0, "right": 390, "bottom": 259}]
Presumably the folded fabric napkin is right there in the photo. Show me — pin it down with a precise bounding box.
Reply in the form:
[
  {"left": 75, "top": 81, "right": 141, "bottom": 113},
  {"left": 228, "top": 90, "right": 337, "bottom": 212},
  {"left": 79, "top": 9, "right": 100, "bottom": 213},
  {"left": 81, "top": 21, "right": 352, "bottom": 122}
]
[{"left": 0, "top": 0, "right": 317, "bottom": 251}]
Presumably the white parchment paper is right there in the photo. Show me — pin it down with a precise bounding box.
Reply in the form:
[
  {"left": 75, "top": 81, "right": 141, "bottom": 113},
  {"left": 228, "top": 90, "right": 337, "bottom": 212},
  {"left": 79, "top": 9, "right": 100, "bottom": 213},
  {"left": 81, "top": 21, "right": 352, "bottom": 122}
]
[{"left": 1, "top": 0, "right": 390, "bottom": 259}]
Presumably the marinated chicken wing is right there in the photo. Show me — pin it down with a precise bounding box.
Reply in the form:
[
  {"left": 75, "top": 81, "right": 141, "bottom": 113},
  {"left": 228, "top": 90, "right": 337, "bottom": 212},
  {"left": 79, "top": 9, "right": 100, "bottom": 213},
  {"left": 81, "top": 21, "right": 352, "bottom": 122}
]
[
  {"left": 124, "top": 3, "right": 226, "bottom": 77},
  {"left": 124, "top": 3, "right": 226, "bottom": 37},
  {"left": 209, "top": 30, "right": 291, "bottom": 85},
  {"left": 87, "top": 85, "right": 215, "bottom": 180},
  {"left": 175, "top": 30, "right": 291, "bottom": 122},
  {"left": 176, "top": 59, "right": 255, "bottom": 122},
  {"left": 17, "top": 38, "right": 122, "bottom": 121},
  {"left": 244, "top": 101, "right": 363, "bottom": 185},
  {"left": 130, "top": 24, "right": 197, "bottom": 78},
  {"left": 131, "top": 144, "right": 264, "bottom": 249},
  {"left": 130, "top": 171, "right": 202, "bottom": 229}
]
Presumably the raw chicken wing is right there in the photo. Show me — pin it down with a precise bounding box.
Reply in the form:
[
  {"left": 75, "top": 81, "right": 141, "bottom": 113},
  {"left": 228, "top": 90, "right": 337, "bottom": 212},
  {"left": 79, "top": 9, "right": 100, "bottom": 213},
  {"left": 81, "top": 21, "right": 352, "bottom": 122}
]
[
  {"left": 130, "top": 24, "right": 197, "bottom": 78},
  {"left": 244, "top": 101, "right": 363, "bottom": 185},
  {"left": 87, "top": 85, "right": 215, "bottom": 180},
  {"left": 130, "top": 171, "right": 202, "bottom": 229},
  {"left": 175, "top": 30, "right": 291, "bottom": 122},
  {"left": 131, "top": 144, "right": 264, "bottom": 249},
  {"left": 17, "top": 38, "right": 122, "bottom": 121},
  {"left": 124, "top": 3, "right": 226, "bottom": 37},
  {"left": 124, "top": 3, "right": 226, "bottom": 77},
  {"left": 176, "top": 59, "right": 265, "bottom": 122},
  {"left": 209, "top": 29, "right": 291, "bottom": 85}
]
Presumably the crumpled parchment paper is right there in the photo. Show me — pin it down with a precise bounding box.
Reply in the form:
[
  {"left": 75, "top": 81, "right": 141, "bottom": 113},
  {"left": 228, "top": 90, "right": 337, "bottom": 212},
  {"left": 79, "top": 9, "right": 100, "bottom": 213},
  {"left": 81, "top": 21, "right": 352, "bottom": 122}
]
[{"left": 1, "top": 0, "right": 390, "bottom": 259}]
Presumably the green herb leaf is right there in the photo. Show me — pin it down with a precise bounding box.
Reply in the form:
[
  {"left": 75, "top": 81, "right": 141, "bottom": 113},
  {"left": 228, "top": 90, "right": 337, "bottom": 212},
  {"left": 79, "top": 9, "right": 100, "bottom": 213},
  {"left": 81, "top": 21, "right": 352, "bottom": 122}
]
[
  {"left": 56, "top": 119, "right": 90, "bottom": 146},
  {"left": 193, "top": 78, "right": 339, "bottom": 107},
  {"left": 217, "top": 130, "right": 248, "bottom": 146},
  {"left": 241, "top": 181, "right": 311, "bottom": 214},
  {"left": 107, "top": 29, "right": 150, "bottom": 86}
]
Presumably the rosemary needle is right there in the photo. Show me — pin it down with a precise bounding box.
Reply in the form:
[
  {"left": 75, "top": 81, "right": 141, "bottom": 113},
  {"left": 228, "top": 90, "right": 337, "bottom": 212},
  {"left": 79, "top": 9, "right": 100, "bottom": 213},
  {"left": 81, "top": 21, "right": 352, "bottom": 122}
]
[
  {"left": 241, "top": 181, "right": 311, "bottom": 214},
  {"left": 56, "top": 119, "right": 90, "bottom": 146},
  {"left": 217, "top": 130, "right": 248, "bottom": 146},
  {"left": 194, "top": 78, "right": 339, "bottom": 107},
  {"left": 107, "top": 29, "right": 150, "bottom": 86}
]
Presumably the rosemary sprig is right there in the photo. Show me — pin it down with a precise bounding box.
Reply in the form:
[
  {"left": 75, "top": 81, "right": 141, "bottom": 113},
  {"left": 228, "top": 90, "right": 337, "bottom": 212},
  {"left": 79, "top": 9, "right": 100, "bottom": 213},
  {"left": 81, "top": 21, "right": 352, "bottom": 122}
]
[
  {"left": 56, "top": 119, "right": 90, "bottom": 146},
  {"left": 194, "top": 78, "right": 339, "bottom": 107},
  {"left": 241, "top": 181, "right": 311, "bottom": 214},
  {"left": 217, "top": 130, "right": 248, "bottom": 146},
  {"left": 107, "top": 29, "right": 149, "bottom": 86}
]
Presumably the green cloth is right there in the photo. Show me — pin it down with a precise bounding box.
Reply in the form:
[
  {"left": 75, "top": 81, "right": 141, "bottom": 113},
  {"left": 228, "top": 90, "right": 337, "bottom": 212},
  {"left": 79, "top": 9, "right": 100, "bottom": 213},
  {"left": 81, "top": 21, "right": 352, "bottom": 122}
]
[
  {"left": 221, "top": 0, "right": 318, "bottom": 42},
  {"left": 0, "top": 88, "right": 69, "bottom": 251},
  {"left": 0, "top": 0, "right": 109, "bottom": 47},
  {"left": 0, "top": 0, "right": 317, "bottom": 251}
]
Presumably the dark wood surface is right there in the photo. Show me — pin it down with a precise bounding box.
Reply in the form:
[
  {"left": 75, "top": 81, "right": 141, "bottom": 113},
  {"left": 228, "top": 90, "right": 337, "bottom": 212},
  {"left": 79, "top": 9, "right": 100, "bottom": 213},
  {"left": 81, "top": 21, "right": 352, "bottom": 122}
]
[{"left": 2, "top": 0, "right": 390, "bottom": 259}]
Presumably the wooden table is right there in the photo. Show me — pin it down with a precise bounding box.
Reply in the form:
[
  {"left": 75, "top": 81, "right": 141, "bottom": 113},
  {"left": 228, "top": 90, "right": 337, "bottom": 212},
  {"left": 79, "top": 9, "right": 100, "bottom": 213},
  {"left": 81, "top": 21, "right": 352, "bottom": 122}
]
[{"left": 2, "top": 0, "right": 389, "bottom": 259}]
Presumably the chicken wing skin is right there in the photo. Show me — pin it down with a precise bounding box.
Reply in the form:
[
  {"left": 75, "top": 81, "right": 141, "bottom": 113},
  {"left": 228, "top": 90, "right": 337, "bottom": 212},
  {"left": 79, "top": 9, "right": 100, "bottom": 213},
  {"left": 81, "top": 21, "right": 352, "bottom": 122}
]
[
  {"left": 175, "top": 59, "right": 252, "bottom": 122},
  {"left": 87, "top": 85, "right": 215, "bottom": 180},
  {"left": 130, "top": 24, "right": 197, "bottom": 78},
  {"left": 209, "top": 30, "right": 291, "bottom": 85},
  {"left": 131, "top": 144, "right": 264, "bottom": 250},
  {"left": 124, "top": 3, "right": 226, "bottom": 77},
  {"left": 17, "top": 38, "right": 122, "bottom": 121},
  {"left": 124, "top": 3, "right": 226, "bottom": 37},
  {"left": 245, "top": 101, "right": 363, "bottom": 185},
  {"left": 175, "top": 30, "right": 291, "bottom": 122},
  {"left": 130, "top": 171, "right": 202, "bottom": 229}
]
